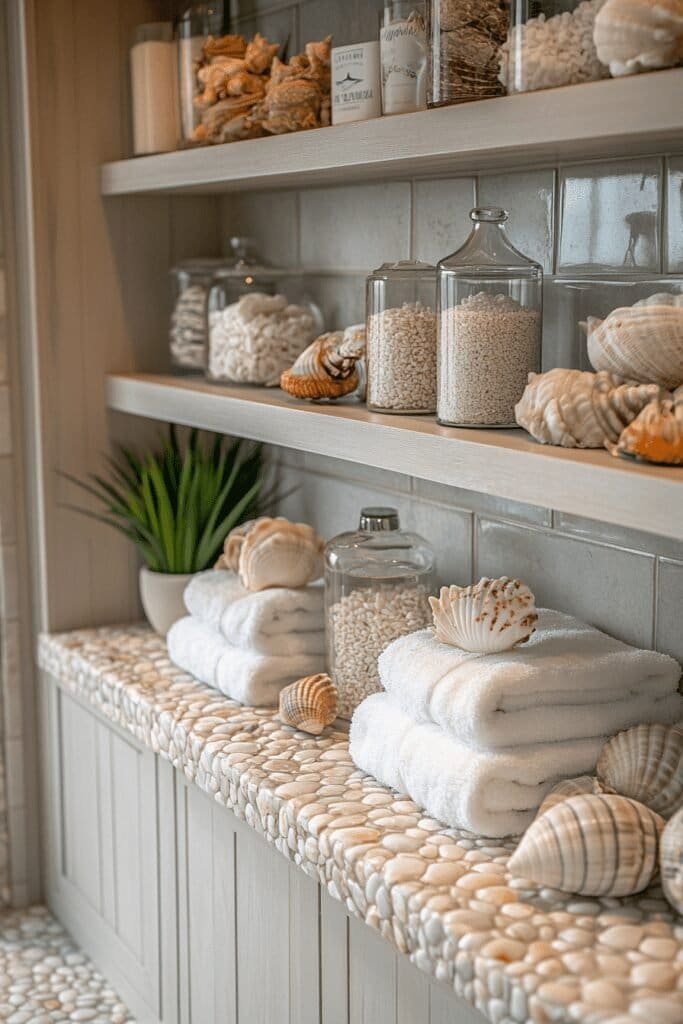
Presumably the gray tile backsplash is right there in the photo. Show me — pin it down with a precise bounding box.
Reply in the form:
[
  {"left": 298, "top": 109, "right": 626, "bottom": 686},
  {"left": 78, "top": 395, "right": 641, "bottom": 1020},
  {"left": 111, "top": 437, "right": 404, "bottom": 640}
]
[
  {"left": 665, "top": 156, "right": 683, "bottom": 273},
  {"left": 656, "top": 559, "right": 683, "bottom": 665},
  {"left": 412, "top": 178, "right": 476, "bottom": 267},
  {"left": 478, "top": 169, "right": 555, "bottom": 273}
]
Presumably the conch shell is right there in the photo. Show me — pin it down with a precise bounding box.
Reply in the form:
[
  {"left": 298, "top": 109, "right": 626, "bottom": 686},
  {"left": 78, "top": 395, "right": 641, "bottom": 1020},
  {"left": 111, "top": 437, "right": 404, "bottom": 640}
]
[
  {"left": 607, "top": 395, "right": 683, "bottom": 464},
  {"left": 509, "top": 793, "right": 664, "bottom": 897},
  {"left": 515, "top": 368, "right": 663, "bottom": 448},
  {"left": 537, "top": 776, "right": 604, "bottom": 818},
  {"left": 238, "top": 517, "right": 324, "bottom": 591},
  {"left": 215, "top": 518, "right": 263, "bottom": 572},
  {"left": 429, "top": 577, "right": 538, "bottom": 654},
  {"left": 597, "top": 723, "right": 683, "bottom": 818},
  {"left": 660, "top": 806, "right": 683, "bottom": 914},
  {"left": 593, "top": 0, "right": 683, "bottom": 77},
  {"left": 278, "top": 673, "right": 337, "bottom": 735},
  {"left": 584, "top": 293, "right": 683, "bottom": 390},
  {"left": 280, "top": 326, "right": 366, "bottom": 401}
]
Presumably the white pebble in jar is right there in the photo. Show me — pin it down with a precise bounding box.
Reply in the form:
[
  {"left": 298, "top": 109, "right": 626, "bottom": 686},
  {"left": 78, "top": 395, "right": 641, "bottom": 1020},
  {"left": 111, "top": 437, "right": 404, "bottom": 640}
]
[{"left": 367, "top": 302, "right": 437, "bottom": 413}]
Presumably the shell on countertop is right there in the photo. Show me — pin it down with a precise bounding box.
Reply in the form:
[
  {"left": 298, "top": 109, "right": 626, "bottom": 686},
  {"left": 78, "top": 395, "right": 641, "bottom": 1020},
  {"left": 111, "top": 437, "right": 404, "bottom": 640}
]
[
  {"left": 660, "top": 805, "right": 683, "bottom": 914},
  {"left": 508, "top": 793, "right": 664, "bottom": 897},
  {"left": 514, "top": 368, "right": 664, "bottom": 448},
  {"left": 278, "top": 673, "right": 338, "bottom": 735},
  {"left": 428, "top": 577, "right": 538, "bottom": 654},
  {"left": 238, "top": 517, "right": 324, "bottom": 591},
  {"left": 280, "top": 325, "right": 366, "bottom": 401},
  {"left": 597, "top": 722, "right": 683, "bottom": 818},
  {"left": 215, "top": 518, "right": 263, "bottom": 571},
  {"left": 607, "top": 396, "right": 683, "bottom": 465},
  {"left": 584, "top": 292, "right": 683, "bottom": 390},
  {"left": 537, "top": 775, "right": 604, "bottom": 818},
  {"left": 593, "top": 0, "right": 683, "bottom": 77}
]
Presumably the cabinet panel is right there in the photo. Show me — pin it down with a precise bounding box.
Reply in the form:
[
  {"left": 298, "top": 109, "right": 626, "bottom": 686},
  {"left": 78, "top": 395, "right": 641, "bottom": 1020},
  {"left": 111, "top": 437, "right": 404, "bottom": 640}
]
[
  {"left": 59, "top": 691, "right": 102, "bottom": 909},
  {"left": 321, "top": 889, "right": 349, "bottom": 1024},
  {"left": 349, "top": 916, "right": 397, "bottom": 1024}
]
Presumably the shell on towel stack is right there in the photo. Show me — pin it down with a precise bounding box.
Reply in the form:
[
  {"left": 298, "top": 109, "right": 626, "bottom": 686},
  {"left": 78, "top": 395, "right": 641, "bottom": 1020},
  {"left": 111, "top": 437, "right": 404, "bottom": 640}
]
[
  {"left": 278, "top": 673, "right": 338, "bottom": 735},
  {"left": 597, "top": 722, "right": 683, "bottom": 818},
  {"left": 238, "top": 517, "right": 325, "bottom": 591},
  {"left": 428, "top": 577, "right": 538, "bottom": 654},
  {"left": 585, "top": 292, "right": 683, "bottom": 390},
  {"left": 280, "top": 325, "right": 366, "bottom": 401},
  {"left": 593, "top": 0, "right": 683, "bottom": 77},
  {"left": 215, "top": 518, "right": 263, "bottom": 571}
]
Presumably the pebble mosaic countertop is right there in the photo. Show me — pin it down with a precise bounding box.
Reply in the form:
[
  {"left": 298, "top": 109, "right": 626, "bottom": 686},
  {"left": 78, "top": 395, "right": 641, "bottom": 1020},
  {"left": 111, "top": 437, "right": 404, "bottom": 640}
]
[{"left": 38, "top": 627, "right": 683, "bottom": 1024}]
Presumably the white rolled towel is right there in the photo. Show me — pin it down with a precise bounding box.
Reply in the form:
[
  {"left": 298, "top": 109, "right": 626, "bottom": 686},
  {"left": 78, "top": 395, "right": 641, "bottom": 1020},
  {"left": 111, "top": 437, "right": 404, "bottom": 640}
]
[
  {"left": 167, "top": 616, "right": 325, "bottom": 706},
  {"left": 183, "top": 570, "right": 325, "bottom": 656},
  {"left": 379, "top": 610, "right": 683, "bottom": 749},
  {"left": 350, "top": 693, "right": 604, "bottom": 838}
]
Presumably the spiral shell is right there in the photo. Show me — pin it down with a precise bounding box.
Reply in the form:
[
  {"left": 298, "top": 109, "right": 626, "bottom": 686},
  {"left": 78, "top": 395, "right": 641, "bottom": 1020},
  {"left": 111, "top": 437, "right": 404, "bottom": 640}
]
[
  {"left": 428, "top": 577, "right": 538, "bottom": 654},
  {"left": 660, "top": 806, "right": 683, "bottom": 914},
  {"left": 515, "top": 368, "right": 663, "bottom": 448},
  {"left": 593, "top": 0, "right": 683, "bottom": 78},
  {"left": 607, "top": 396, "right": 683, "bottom": 465},
  {"left": 278, "top": 673, "right": 338, "bottom": 735},
  {"left": 585, "top": 292, "right": 683, "bottom": 390},
  {"left": 537, "top": 776, "right": 604, "bottom": 818},
  {"left": 238, "top": 517, "right": 324, "bottom": 591},
  {"left": 280, "top": 326, "right": 366, "bottom": 401},
  {"left": 509, "top": 793, "right": 664, "bottom": 897},
  {"left": 215, "top": 518, "right": 263, "bottom": 571},
  {"left": 597, "top": 723, "right": 683, "bottom": 818}
]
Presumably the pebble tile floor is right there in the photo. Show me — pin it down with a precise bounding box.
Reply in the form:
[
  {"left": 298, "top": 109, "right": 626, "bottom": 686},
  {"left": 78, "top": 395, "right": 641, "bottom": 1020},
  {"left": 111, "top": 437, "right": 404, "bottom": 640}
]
[{"left": 0, "top": 906, "right": 134, "bottom": 1023}]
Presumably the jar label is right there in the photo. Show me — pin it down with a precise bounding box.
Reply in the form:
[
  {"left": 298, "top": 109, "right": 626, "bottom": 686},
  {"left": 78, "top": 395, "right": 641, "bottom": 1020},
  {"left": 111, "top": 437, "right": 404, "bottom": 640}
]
[
  {"left": 380, "top": 17, "right": 427, "bottom": 115},
  {"left": 331, "top": 42, "right": 382, "bottom": 124}
]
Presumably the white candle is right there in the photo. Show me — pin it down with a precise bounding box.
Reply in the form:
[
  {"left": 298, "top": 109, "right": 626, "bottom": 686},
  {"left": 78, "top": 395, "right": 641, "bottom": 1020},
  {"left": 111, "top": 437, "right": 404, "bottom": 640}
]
[{"left": 131, "top": 23, "right": 179, "bottom": 156}]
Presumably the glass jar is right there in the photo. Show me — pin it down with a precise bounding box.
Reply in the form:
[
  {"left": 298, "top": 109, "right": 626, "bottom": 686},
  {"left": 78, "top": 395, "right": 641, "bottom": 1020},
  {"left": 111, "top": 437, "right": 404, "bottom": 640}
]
[
  {"left": 426, "top": 0, "right": 509, "bottom": 108},
  {"left": 366, "top": 261, "right": 437, "bottom": 414},
  {"left": 177, "top": 2, "right": 225, "bottom": 145},
  {"left": 380, "top": 2, "right": 428, "bottom": 115},
  {"left": 500, "top": 1, "right": 609, "bottom": 94},
  {"left": 325, "top": 508, "right": 436, "bottom": 719},
  {"left": 130, "top": 22, "right": 179, "bottom": 155},
  {"left": 170, "top": 259, "right": 226, "bottom": 374},
  {"left": 437, "top": 207, "right": 543, "bottom": 427}
]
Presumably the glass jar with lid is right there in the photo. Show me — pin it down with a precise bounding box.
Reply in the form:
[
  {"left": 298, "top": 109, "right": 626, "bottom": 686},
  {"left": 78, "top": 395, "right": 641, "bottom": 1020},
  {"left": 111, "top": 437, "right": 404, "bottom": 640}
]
[
  {"left": 170, "top": 258, "right": 227, "bottom": 374},
  {"left": 437, "top": 207, "right": 542, "bottom": 427},
  {"left": 380, "top": 2, "right": 428, "bottom": 115},
  {"left": 426, "top": 0, "right": 509, "bottom": 108},
  {"left": 176, "top": 2, "right": 226, "bottom": 145},
  {"left": 325, "top": 507, "right": 436, "bottom": 719},
  {"left": 366, "top": 260, "right": 437, "bottom": 414}
]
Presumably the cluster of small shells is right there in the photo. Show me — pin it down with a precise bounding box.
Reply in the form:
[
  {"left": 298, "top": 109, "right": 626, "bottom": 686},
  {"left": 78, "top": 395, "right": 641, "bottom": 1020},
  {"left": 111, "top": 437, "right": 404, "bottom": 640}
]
[
  {"left": 429, "top": 577, "right": 538, "bottom": 654},
  {"left": 280, "top": 325, "right": 366, "bottom": 401},
  {"left": 169, "top": 284, "right": 208, "bottom": 371},
  {"left": 433, "top": 0, "right": 509, "bottom": 104},
  {"left": 367, "top": 302, "right": 437, "bottom": 413},
  {"left": 216, "top": 516, "right": 324, "bottom": 592}
]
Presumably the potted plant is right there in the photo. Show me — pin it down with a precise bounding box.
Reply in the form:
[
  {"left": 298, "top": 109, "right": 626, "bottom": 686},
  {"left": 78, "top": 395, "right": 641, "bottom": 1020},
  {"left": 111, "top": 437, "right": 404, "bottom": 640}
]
[{"left": 65, "top": 426, "right": 265, "bottom": 634}]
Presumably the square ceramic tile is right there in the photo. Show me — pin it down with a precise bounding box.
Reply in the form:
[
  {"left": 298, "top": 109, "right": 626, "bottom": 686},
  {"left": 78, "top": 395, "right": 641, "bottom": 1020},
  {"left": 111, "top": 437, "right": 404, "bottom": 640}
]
[
  {"left": 412, "top": 477, "right": 551, "bottom": 528},
  {"left": 234, "top": 5, "right": 298, "bottom": 56},
  {"left": 0, "top": 458, "right": 15, "bottom": 544},
  {"left": 558, "top": 158, "right": 662, "bottom": 273},
  {"left": 304, "top": 274, "right": 366, "bottom": 329},
  {"left": 478, "top": 169, "right": 555, "bottom": 273},
  {"left": 412, "top": 178, "right": 476, "bottom": 266},
  {"left": 222, "top": 190, "right": 300, "bottom": 268},
  {"left": 0, "top": 385, "right": 11, "bottom": 455},
  {"left": 656, "top": 558, "right": 683, "bottom": 664},
  {"left": 300, "top": 0, "right": 385, "bottom": 47},
  {"left": 300, "top": 182, "right": 411, "bottom": 271},
  {"left": 302, "top": 452, "right": 412, "bottom": 494},
  {"left": 281, "top": 470, "right": 413, "bottom": 540},
  {"left": 555, "top": 513, "right": 683, "bottom": 562},
  {"left": 410, "top": 500, "right": 473, "bottom": 587},
  {"left": 665, "top": 156, "right": 683, "bottom": 273}
]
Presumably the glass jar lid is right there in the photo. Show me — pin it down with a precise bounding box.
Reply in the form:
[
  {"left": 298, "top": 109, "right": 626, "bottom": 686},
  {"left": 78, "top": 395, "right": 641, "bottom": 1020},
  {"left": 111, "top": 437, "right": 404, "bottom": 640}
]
[
  {"left": 439, "top": 207, "right": 543, "bottom": 273},
  {"left": 370, "top": 259, "right": 435, "bottom": 277},
  {"left": 359, "top": 507, "right": 400, "bottom": 532}
]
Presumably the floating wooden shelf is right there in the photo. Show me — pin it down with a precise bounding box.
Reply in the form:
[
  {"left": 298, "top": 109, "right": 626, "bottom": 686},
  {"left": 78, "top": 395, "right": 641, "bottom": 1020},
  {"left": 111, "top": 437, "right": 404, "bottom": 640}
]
[{"left": 106, "top": 373, "right": 683, "bottom": 541}]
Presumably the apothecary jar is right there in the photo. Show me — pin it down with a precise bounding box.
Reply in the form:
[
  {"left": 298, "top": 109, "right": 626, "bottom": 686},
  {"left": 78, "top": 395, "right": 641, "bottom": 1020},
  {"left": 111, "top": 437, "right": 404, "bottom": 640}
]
[
  {"left": 437, "top": 207, "right": 543, "bottom": 428},
  {"left": 170, "top": 258, "right": 226, "bottom": 374},
  {"left": 426, "top": 0, "right": 508, "bottom": 107}
]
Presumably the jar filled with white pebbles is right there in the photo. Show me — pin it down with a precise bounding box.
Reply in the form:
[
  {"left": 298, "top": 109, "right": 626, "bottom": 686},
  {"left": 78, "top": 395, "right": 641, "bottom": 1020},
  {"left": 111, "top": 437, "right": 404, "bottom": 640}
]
[
  {"left": 325, "top": 507, "right": 435, "bottom": 719},
  {"left": 366, "top": 260, "right": 437, "bottom": 413},
  {"left": 169, "top": 259, "right": 225, "bottom": 373},
  {"left": 437, "top": 207, "right": 542, "bottom": 427}
]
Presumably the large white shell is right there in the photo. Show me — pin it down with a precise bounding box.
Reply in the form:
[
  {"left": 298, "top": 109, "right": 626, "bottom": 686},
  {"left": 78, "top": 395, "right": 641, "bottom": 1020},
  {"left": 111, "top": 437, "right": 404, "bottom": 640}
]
[
  {"left": 585, "top": 293, "right": 683, "bottom": 389},
  {"left": 537, "top": 776, "right": 604, "bottom": 818},
  {"left": 238, "top": 517, "right": 324, "bottom": 591},
  {"left": 278, "top": 673, "right": 338, "bottom": 735},
  {"left": 597, "top": 722, "right": 683, "bottom": 818},
  {"left": 593, "top": 0, "right": 683, "bottom": 77},
  {"left": 509, "top": 793, "right": 664, "bottom": 897},
  {"left": 607, "top": 395, "right": 683, "bottom": 464},
  {"left": 660, "top": 805, "right": 683, "bottom": 914},
  {"left": 515, "top": 368, "right": 663, "bottom": 448},
  {"left": 428, "top": 577, "right": 538, "bottom": 654},
  {"left": 215, "top": 518, "right": 263, "bottom": 571}
]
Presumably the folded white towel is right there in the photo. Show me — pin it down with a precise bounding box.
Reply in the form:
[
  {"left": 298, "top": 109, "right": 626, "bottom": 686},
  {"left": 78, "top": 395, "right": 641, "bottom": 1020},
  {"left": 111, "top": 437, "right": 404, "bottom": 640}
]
[
  {"left": 167, "top": 616, "right": 325, "bottom": 706},
  {"left": 350, "top": 693, "right": 604, "bottom": 837},
  {"left": 184, "top": 570, "right": 325, "bottom": 656},
  {"left": 379, "top": 610, "right": 683, "bottom": 749}
]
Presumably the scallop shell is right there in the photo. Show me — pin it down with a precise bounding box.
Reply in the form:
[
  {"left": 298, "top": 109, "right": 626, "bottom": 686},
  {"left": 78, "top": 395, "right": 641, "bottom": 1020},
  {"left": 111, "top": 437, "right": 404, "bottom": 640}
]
[
  {"left": 593, "top": 0, "right": 683, "bottom": 77},
  {"left": 660, "top": 805, "right": 683, "bottom": 914},
  {"left": 215, "top": 518, "right": 264, "bottom": 571},
  {"left": 278, "top": 673, "right": 338, "bottom": 735},
  {"left": 508, "top": 793, "right": 664, "bottom": 897},
  {"left": 238, "top": 517, "right": 324, "bottom": 591},
  {"left": 280, "top": 327, "right": 366, "bottom": 401},
  {"left": 597, "top": 723, "right": 683, "bottom": 818},
  {"left": 585, "top": 293, "right": 683, "bottom": 390},
  {"left": 607, "top": 396, "right": 683, "bottom": 465},
  {"left": 428, "top": 577, "right": 538, "bottom": 654},
  {"left": 514, "top": 368, "right": 663, "bottom": 448},
  {"left": 537, "top": 776, "right": 604, "bottom": 818}
]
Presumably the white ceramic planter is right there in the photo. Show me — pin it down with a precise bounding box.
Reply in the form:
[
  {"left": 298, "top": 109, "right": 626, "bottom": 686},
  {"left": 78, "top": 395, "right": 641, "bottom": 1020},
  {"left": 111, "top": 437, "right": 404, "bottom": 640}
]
[{"left": 139, "top": 567, "right": 192, "bottom": 635}]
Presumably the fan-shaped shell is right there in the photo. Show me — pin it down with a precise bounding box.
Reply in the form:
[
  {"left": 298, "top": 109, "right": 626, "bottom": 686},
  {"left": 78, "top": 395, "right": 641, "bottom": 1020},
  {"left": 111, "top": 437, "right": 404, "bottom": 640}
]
[
  {"left": 508, "top": 793, "right": 664, "bottom": 897},
  {"left": 537, "top": 776, "right": 604, "bottom": 818},
  {"left": 660, "top": 806, "right": 683, "bottom": 914},
  {"left": 607, "top": 396, "right": 683, "bottom": 465},
  {"left": 597, "top": 723, "right": 683, "bottom": 818},
  {"left": 593, "top": 0, "right": 683, "bottom": 77},
  {"left": 215, "top": 518, "right": 263, "bottom": 571},
  {"left": 280, "top": 327, "right": 366, "bottom": 401},
  {"left": 515, "top": 368, "right": 663, "bottom": 448},
  {"left": 428, "top": 577, "right": 538, "bottom": 654},
  {"left": 238, "top": 517, "right": 324, "bottom": 591},
  {"left": 585, "top": 293, "right": 683, "bottom": 389},
  {"left": 278, "top": 673, "right": 337, "bottom": 735}
]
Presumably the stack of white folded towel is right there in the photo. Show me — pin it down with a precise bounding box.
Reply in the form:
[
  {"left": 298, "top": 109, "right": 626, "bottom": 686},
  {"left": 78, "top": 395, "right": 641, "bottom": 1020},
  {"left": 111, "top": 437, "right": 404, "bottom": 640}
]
[
  {"left": 350, "top": 609, "right": 683, "bottom": 838},
  {"left": 167, "top": 570, "right": 325, "bottom": 706}
]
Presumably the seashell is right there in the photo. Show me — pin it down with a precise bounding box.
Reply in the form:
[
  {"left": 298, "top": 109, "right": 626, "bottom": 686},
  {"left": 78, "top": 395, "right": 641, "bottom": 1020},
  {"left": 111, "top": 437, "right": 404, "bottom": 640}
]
[
  {"left": 660, "top": 805, "right": 683, "bottom": 914},
  {"left": 584, "top": 292, "right": 683, "bottom": 390},
  {"left": 537, "top": 776, "right": 604, "bottom": 818},
  {"left": 238, "top": 517, "right": 324, "bottom": 591},
  {"left": 280, "top": 326, "right": 366, "bottom": 401},
  {"left": 515, "top": 368, "right": 663, "bottom": 448},
  {"left": 278, "top": 673, "right": 338, "bottom": 735},
  {"left": 428, "top": 577, "right": 538, "bottom": 654},
  {"left": 508, "top": 793, "right": 664, "bottom": 897},
  {"left": 607, "top": 396, "right": 683, "bottom": 464},
  {"left": 215, "top": 518, "right": 263, "bottom": 572},
  {"left": 597, "top": 722, "right": 683, "bottom": 818},
  {"left": 593, "top": 0, "right": 683, "bottom": 77}
]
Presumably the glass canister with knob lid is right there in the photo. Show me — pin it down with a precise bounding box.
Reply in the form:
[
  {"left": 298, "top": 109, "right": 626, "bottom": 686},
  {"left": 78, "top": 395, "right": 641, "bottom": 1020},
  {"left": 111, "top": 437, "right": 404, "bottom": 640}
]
[
  {"left": 437, "top": 207, "right": 542, "bottom": 428},
  {"left": 170, "top": 258, "right": 227, "bottom": 374},
  {"left": 325, "top": 507, "right": 436, "bottom": 719}
]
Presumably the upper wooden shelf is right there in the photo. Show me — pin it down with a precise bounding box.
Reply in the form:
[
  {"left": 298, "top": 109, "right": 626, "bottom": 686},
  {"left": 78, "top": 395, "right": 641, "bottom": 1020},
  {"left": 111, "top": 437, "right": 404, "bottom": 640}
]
[
  {"left": 106, "top": 373, "right": 683, "bottom": 541},
  {"left": 101, "top": 70, "right": 683, "bottom": 196}
]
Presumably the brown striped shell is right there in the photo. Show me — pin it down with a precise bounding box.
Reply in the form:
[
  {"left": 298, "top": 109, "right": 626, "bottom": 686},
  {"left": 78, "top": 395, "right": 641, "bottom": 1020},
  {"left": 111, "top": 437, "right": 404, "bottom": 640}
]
[
  {"left": 537, "top": 775, "right": 604, "bottom": 818},
  {"left": 607, "top": 396, "right": 683, "bottom": 465},
  {"left": 278, "top": 673, "right": 337, "bottom": 735},
  {"left": 280, "top": 327, "right": 366, "bottom": 402},
  {"left": 597, "top": 723, "right": 683, "bottom": 819},
  {"left": 660, "top": 806, "right": 683, "bottom": 915}
]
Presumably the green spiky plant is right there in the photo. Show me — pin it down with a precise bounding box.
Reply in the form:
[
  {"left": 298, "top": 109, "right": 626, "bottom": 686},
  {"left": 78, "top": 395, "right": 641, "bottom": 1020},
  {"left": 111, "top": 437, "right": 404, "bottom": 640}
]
[{"left": 63, "top": 426, "right": 266, "bottom": 574}]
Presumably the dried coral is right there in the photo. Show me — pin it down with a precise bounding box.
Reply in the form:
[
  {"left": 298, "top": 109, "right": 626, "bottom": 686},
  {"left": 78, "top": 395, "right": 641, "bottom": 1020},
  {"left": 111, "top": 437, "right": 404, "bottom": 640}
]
[
  {"left": 258, "top": 36, "right": 332, "bottom": 136},
  {"left": 192, "top": 32, "right": 277, "bottom": 144}
]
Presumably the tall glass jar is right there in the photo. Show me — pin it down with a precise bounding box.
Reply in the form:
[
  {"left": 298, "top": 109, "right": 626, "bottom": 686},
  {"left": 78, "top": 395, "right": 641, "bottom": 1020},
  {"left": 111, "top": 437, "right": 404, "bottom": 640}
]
[
  {"left": 325, "top": 508, "right": 435, "bottom": 719},
  {"left": 380, "top": 2, "right": 428, "bottom": 115},
  {"left": 500, "top": 1, "right": 609, "bottom": 94},
  {"left": 437, "top": 208, "right": 543, "bottom": 427},
  {"left": 426, "top": 0, "right": 509, "bottom": 107},
  {"left": 366, "top": 260, "right": 437, "bottom": 414},
  {"left": 177, "top": 2, "right": 226, "bottom": 145},
  {"left": 170, "top": 258, "right": 226, "bottom": 374}
]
